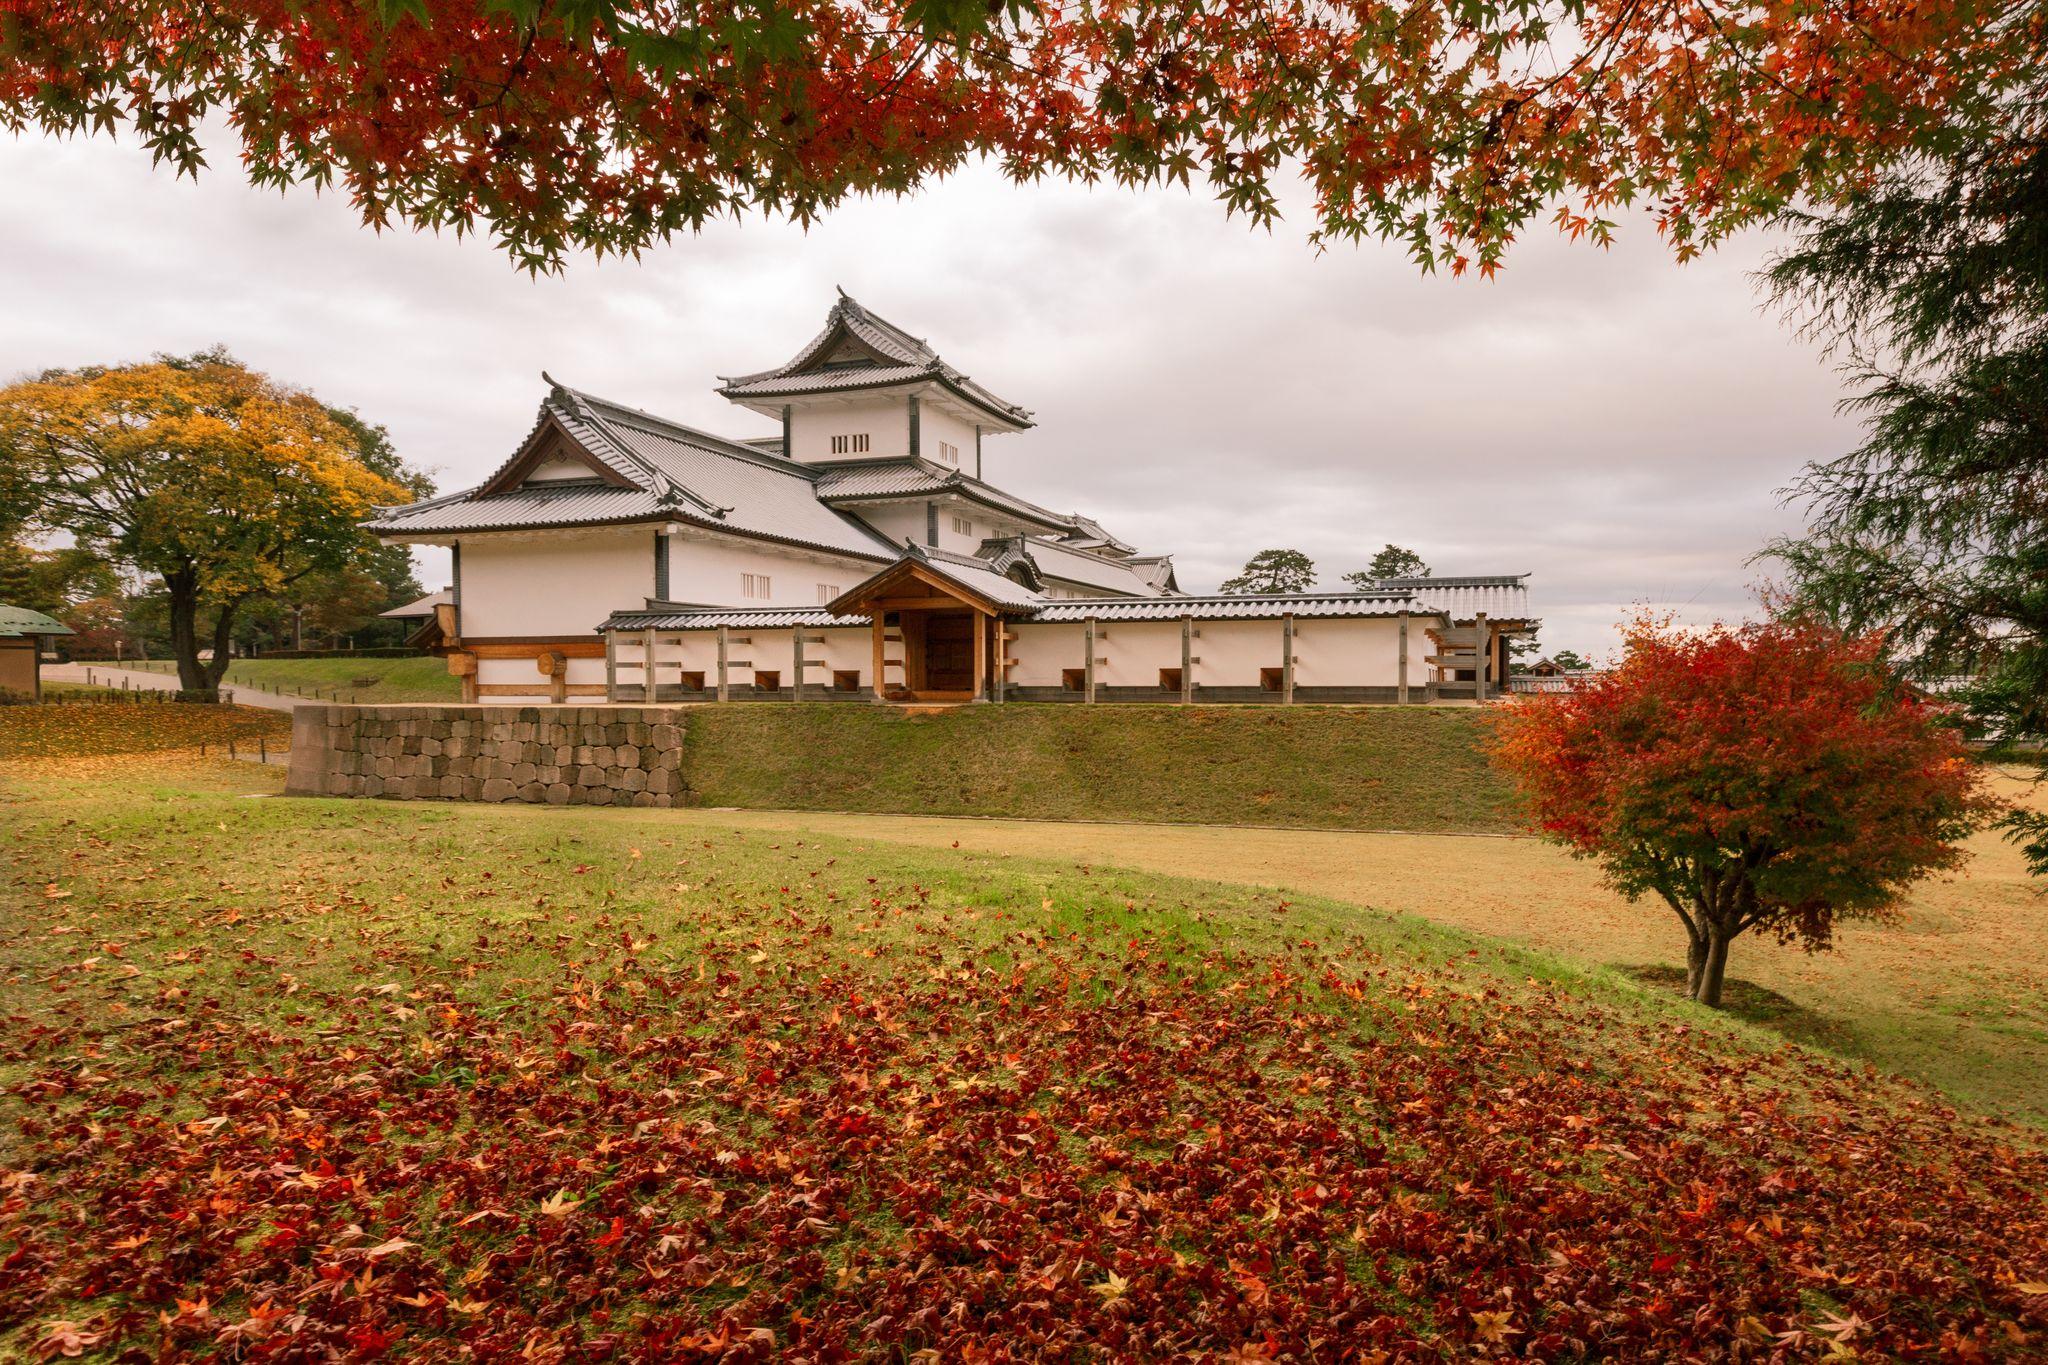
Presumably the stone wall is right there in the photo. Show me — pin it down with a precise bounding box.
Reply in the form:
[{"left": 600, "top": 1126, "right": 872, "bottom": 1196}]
[{"left": 285, "top": 705, "right": 691, "bottom": 807}]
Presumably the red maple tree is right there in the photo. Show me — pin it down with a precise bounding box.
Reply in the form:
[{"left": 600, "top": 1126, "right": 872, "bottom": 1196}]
[
  {"left": 0, "top": 0, "right": 2036, "bottom": 271},
  {"left": 1490, "top": 616, "right": 1996, "bottom": 1006}
]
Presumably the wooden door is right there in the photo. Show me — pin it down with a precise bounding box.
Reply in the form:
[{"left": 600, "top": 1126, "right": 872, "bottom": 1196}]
[{"left": 921, "top": 612, "right": 975, "bottom": 692}]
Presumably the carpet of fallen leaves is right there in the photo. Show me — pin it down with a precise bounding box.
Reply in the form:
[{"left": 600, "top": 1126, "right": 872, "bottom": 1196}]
[
  {"left": 0, "top": 702, "right": 290, "bottom": 762},
  {"left": 6, "top": 903, "right": 2048, "bottom": 1360},
  {"left": 4, "top": 741, "right": 2047, "bottom": 1361}
]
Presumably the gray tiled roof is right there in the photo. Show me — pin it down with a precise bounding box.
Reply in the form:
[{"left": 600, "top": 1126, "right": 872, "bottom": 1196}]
[
  {"left": 369, "top": 481, "right": 666, "bottom": 534},
  {"left": 368, "top": 385, "right": 897, "bottom": 563},
  {"left": 911, "top": 544, "right": 1049, "bottom": 609},
  {"left": 604, "top": 583, "right": 1435, "bottom": 630},
  {"left": 718, "top": 293, "right": 1031, "bottom": 426},
  {"left": 1015, "top": 535, "right": 1165, "bottom": 597},
  {"left": 601, "top": 606, "right": 868, "bottom": 632},
  {"left": 1030, "top": 592, "right": 1424, "bottom": 624},
  {"left": 1372, "top": 575, "right": 1535, "bottom": 624},
  {"left": 814, "top": 458, "right": 1079, "bottom": 534}
]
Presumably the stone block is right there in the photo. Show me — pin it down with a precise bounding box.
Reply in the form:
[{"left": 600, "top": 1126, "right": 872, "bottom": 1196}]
[
  {"left": 518, "top": 782, "right": 546, "bottom": 802},
  {"left": 545, "top": 782, "right": 571, "bottom": 805},
  {"left": 577, "top": 765, "right": 605, "bottom": 787},
  {"left": 619, "top": 767, "right": 647, "bottom": 793},
  {"left": 482, "top": 777, "right": 517, "bottom": 802},
  {"left": 586, "top": 786, "right": 614, "bottom": 806},
  {"left": 511, "top": 761, "right": 538, "bottom": 785}
]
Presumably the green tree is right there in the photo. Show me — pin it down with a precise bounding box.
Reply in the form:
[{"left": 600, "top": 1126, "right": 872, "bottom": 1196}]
[
  {"left": 0, "top": 350, "right": 420, "bottom": 690},
  {"left": 1218, "top": 550, "right": 1317, "bottom": 596},
  {"left": 1759, "top": 103, "right": 2048, "bottom": 873},
  {"left": 1546, "top": 648, "right": 1592, "bottom": 673},
  {"left": 0, "top": 540, "right": 118, "bottom": 616},
  {"left": 1343, "top": 545, "right": 1431, "bottom": 587}
]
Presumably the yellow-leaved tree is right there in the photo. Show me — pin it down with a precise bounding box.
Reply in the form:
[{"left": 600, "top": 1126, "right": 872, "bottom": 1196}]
[{"left": 0, "top": 350, "right": 420, "bottom": 691}]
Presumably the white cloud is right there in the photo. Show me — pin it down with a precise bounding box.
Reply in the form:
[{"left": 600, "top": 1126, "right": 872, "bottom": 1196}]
[{"left": 0, "top": 131, "right": 1854, "bottom": 659}]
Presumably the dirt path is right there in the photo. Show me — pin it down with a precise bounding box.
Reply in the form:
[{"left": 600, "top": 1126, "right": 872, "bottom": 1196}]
[
  {"left": 45, "top": 664, "right": 302, "bottom": 713},
  {"left": 622, "top": 783, "right": 2047, "bottom": 1124}
]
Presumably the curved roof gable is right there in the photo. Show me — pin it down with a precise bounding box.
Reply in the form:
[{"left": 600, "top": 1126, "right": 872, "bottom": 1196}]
[
  {"left": 718, "top": 291, "right": 1032, "bottom": 429},
  {"left": 367, "top": 381, "right": 896, "bottom": 562}
]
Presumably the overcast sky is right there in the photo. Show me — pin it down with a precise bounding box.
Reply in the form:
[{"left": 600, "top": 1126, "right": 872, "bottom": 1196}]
[{"left": 0, "top": 130, "right": 1856, "bottom": 659}]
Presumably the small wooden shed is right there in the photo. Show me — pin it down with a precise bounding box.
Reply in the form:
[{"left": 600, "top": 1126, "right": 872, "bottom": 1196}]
[{"left": 0, "top": 604, "right": 73, "bottom": 701}]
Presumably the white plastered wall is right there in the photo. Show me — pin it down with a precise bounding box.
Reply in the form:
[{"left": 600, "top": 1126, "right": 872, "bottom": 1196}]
[
  {"left": 661, "top": 528, "right": 878, "bottom": 609},
  {"left": 458, "top": 528, "right": 654, "bottom": 638},
  {"left": 787, "top": 397, "right": 912, "bottom": 464}
]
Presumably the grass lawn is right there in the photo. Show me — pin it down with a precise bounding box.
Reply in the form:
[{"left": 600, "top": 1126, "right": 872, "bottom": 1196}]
[
  {"left": 115, "top": 655, "right": 460, "bottom": 703},
  {"left": 3, "top": 708, "right": 2045, "bottom": 1360}
]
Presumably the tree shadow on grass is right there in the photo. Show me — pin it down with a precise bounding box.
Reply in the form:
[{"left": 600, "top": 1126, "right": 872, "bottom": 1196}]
[{"left": 1619, "top": 964, "right": 1860, "bottom": 1054}]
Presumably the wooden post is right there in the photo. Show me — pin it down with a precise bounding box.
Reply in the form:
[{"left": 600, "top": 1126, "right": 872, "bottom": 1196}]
[
  {"left": 870, "top": 614, "right": 886, "bottom": 703},
  {"left": 1281, "top": 614, "right": 1296, "bottom": 705},
  {"left": 1180, "top": 615, "right": 1193, "bottom": 704},
  {"left": 1397, "top": 613, "right": 1410, "bottom": 705},
  {"left": 716, "top": 626, "right": 730, "bottom": 702},
  {"left": 604, "top": 629, "right": 618, "bottom": 702},
  {"left": 1473, "top": 612, "right": 1488, "bottom": 703},
  {"left": 641, "top": 628, "right": 657, "bottom": 704},
  {"left": 1083, "top": 616, "right": 1097, "bottom": 703},
  {"left": 792, "top": 629, "right": 804, "bottom": 702},
  {"left": 972, "top": 610, "right": 987, "bottom": 701},
  {"left": 994, "top": 617, "right": 1007, "bottom": 704}
]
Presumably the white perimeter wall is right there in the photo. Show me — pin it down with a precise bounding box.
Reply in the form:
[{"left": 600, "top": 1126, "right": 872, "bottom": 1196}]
[
  {"left": 626, "top": 626, "right": 875, "bottom": 692},
  {"left": 1010, "top": 615, "right": 1413, "bottom": 690}
]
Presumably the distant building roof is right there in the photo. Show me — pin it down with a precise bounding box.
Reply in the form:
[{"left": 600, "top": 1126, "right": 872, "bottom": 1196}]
[
  {"left": 0, "top": 603, "right": 73, "bottom": 638},
  {"left": 717, "top": 292, "right": 1032, "bottom": 428},
  {"left": 381, "top": 589, "right": 452, "bottom": 619}
]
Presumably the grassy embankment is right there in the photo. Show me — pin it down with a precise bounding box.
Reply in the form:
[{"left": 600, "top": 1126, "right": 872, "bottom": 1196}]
[
  {"left": 0, "top": 706, "right": 2044, "bottom": 1359},
  {"left": 684, "top": 704, "right": 1518, "bottom": 833}
]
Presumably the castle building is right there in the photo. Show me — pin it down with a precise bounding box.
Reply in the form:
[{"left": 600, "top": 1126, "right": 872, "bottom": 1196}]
[{"left": 368, "top": 293, "right": 1534, "bottom": 705}]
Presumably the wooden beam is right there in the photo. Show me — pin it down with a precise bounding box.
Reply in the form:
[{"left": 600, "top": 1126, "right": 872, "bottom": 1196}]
[
  {"left": 792, "top": 629, "right": 804, "bottom": 703},
  {"left": 642, "top": 628, "right": 657, "bottom": 704},
  {"left": 716, "top": 626, "right": 730, "bottom": 702},
  {"left": 604, "top": 628, "right": 618, "bottom": 702},
  {"left": 1084, "top": 616, "right": 1097, "bottom": 703},
  {"left": 1473, "top": 612, "right": 1489, "bottom": 703},
  {"left": 1181, "top": 615, "right": 1193, "bottom": 704}
]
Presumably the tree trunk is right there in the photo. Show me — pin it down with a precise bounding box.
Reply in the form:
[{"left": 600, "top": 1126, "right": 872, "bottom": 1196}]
[
  {"left": 206, "top": 601, "right": 239, "bottom": 689},
  {"left": 1689, "top": 926, "right": 1733, "bottom": 1007},
  {"left": 165, "top": 574, "right": 208, "bottom": 692},
  {"left": 1684, "top": 934, "right": 1710, "bottom": 1001}
]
